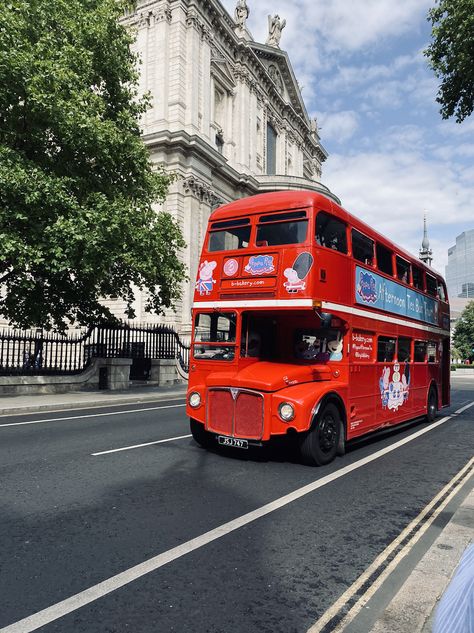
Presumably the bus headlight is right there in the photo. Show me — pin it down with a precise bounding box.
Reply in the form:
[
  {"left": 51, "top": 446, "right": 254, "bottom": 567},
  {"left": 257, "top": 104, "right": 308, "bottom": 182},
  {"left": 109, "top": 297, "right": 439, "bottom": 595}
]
[
  {"left": 189, "top": 392, "right": 201, "bottom": 408},
  {"left": 278, "top": 402, "right": 295, "bottom": 422}
]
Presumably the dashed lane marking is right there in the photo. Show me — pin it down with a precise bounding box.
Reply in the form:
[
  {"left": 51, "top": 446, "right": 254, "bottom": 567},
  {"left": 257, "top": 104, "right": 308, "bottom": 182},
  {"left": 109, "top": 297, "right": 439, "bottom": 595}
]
[
  {"left": 0, "top": 403, "right": 186, "bottom": 428},
  {"left": 92, "top": 434, "right": 192, "bottom": 455}
]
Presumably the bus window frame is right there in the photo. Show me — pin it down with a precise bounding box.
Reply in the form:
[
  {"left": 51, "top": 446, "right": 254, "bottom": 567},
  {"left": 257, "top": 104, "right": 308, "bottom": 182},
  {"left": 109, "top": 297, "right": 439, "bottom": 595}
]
[
  {"left": 396, "top": 256, "right": 411, "bottom": 285},
  {"left": 412, "top": 265, "right": 425, "bottom": 291},
  {"left": 426, "top": 274, "right": 437, "bottom": 297},
  {"left": 414, "top": 340, "right": 428, "bottom": 363},
  {"left": 377, "top": 336, "right": 396, "bottom": 363},
  {"left": 375, "top": 242, "right": 393, "bottom": 277},
  {"left": 255, "top": 215, "right": 309, "bottom": 248},
  {"left": 192, "top": 311, "right": 238, "bottom": 362},
  {"left": 351, "top": 229, "right": 375, "bottom": 267},
  {"left": 315, "top": 211, "right": 348, "bottom": 254},
  {"left": 397, "top": 337, "right": 412, "bottom": 363}
]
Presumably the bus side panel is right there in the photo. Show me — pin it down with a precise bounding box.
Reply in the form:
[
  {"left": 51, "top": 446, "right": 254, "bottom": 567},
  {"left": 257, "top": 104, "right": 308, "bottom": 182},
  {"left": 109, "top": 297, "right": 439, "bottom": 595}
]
[
  {"left": 410, "top": 363, "right": 429, "bottom": 415},
  {"left": 348, "top": 364, "right": 377, "bottom": 438}
]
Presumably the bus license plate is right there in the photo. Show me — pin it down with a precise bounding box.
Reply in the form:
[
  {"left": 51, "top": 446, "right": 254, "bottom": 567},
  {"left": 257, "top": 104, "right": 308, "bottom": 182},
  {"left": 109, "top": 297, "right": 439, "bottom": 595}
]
[{"left": 218, "top": 436, "right": 248, "bottom": 449}]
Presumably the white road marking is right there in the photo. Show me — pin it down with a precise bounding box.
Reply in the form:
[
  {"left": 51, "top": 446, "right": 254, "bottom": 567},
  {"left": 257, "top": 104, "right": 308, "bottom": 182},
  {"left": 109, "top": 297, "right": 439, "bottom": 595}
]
[
  {"left": 307, "top": 454, "right": 474, "bottom": 632},
  {"left": 2, "top": 401, "right": 473, "bottom": 633},
  {"left": 92, "top": 434, "right": 192, "bottom": 455},
  {"left": 0, "top": 403, "right": 186, "bottom": 428}
]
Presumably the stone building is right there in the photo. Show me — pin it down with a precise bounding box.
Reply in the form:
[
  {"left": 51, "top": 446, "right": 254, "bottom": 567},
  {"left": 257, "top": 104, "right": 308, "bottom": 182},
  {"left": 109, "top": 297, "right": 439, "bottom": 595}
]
[
  {"left": 446, "top": 229, "right": 474, "bottom": 300},
  {"left": 107, "top": 0, "right": 332, "bottom": 332}
]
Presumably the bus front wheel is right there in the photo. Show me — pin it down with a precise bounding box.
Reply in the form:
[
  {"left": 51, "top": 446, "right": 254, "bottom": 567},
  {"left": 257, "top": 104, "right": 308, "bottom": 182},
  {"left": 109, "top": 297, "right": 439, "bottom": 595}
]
[
  {"left": 190, "top": 418, "right": 212, "bottom": 448},
  {"left": 299, "top": 403, "right": 341, "bottom": 466},
  {"left": 426, "top": 386, "right": 438, "bottom": 423}
]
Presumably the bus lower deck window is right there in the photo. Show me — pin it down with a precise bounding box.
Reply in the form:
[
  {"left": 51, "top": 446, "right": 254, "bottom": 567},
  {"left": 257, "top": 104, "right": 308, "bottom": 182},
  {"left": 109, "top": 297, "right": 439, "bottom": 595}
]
[
  {"left": 398, "top": 338, "right": 412, "bottom": 362},
  {"left": 377, "top": 336, "right": 396, "bottom": 362},
  {"left": 427, "top": 342, "right": 437, "bottom": 363},
  {"left": 414, "top": 341, "right": 427, "bottom": 362}
]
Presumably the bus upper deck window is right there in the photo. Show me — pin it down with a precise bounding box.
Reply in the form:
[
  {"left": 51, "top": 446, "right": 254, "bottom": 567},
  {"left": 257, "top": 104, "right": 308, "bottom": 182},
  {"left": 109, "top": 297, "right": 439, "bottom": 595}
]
[
  {"left": 256, "top": 212, "right": 308, "bottom": 246},
  {"left": 396, "top": 256, "right": 411, "bottom": 284},
  {"left": 376, "top": 243, "right": 393, "bottom": 275},
  {"left": 208, "top": 219, "right": 251, "bottom": 252},
  {"left": 426, "top": 274, "right": 437, "bottom": 297},
  {"left": 352, "top": 229, "right": 374, "bottom": 266},
  {"left": 316, "top": 212, "right": 347, "bottom": 253},
  {"left": 437, "top": 281, "right": 447, "bottom": 302},
  {"left": 412, "top": 266, "right": 424, "bottom": 290}
]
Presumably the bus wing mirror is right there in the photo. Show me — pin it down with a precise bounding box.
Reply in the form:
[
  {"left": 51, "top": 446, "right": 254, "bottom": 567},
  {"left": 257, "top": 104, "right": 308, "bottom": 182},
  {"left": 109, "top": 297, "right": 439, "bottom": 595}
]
[{"left": 320, "top": 312, "right": 333, "bottom": 328}]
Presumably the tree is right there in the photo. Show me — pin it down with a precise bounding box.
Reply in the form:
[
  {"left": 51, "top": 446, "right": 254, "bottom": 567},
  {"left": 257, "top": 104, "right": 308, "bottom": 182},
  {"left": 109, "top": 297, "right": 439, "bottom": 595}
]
[
  {"left": 424, "top": 0, "right": 474, "bottom": 123},
  {"left": 0, "top": 0, "right": 186, "bottom": 332},
  {"left": 453, "top": 301, "right": 474, "bottom": 361}
]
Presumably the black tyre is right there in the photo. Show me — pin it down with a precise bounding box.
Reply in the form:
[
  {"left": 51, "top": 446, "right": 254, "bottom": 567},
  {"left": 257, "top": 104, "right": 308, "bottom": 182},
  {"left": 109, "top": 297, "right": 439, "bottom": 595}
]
[
  {"left": 299, "top": 402, "right": 341, "bottom": 466},
  {"left": 190, "top": 418, "right": 212, "bottom": 448},
  {"left": 426, "top": 386, "right": 438, "bottom": 423}
]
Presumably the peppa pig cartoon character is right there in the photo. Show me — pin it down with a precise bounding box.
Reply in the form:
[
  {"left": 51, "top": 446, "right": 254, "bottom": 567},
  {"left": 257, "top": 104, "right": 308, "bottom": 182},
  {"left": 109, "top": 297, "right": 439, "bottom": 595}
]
[
  {"left": 195, "top": 260, "right": 217, "bottom": 295},
  {"left": 283, "top": 267, "right": 305, "bottom": 292},
  {"left": 283, "top": 252, "right": 314, "bottom": 293}
]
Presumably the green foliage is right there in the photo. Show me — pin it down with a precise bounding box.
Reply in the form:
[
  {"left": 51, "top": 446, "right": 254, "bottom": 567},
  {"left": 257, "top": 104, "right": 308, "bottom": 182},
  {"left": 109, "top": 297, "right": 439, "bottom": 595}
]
[
  {"left": 0, "top": 0, "right": 186, "bottom": 331},
  {"left": 425, "top": 0, "right": 474, "bottom": 122},
  {"left": 453, "top": 301, "right": 474, "bottom": 360}
]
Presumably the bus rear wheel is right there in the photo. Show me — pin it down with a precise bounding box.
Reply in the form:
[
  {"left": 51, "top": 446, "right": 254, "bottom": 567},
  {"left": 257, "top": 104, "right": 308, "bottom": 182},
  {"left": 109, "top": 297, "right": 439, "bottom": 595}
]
[
  {"left": 299, "top": 403, "right": 341, "bottom": 466},
  {"left": 426, "top": 386, "right": 438, "bottom": 423},
  {"left": 190, "top": 418, "right": 212, "bottom": 448}
]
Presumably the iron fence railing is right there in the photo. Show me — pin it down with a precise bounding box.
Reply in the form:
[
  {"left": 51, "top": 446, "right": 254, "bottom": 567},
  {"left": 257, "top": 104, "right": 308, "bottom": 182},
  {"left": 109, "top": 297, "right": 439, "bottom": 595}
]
[{"left": 0, "top": 323, "right": 190, "bottom": 377}]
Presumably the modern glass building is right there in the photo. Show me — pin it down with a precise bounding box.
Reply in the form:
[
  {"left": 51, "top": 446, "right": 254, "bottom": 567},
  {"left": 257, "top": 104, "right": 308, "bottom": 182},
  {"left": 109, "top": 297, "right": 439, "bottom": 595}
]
[{"left": 446, "top": 229, "right": 474, "bottom": 299}]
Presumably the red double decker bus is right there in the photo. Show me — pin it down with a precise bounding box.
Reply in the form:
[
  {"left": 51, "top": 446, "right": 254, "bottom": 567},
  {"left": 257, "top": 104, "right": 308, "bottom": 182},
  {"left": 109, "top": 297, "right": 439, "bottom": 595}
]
[{"left": 186, "top": 191, "right": 450, "bottom": 465}]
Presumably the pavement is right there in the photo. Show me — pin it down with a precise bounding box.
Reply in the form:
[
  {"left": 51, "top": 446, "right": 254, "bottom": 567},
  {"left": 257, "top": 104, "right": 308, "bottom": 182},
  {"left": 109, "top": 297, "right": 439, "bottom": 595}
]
[
  {"left": 0, "top": 380, "right": 472, "bottom": 633},
  {"left": 0, "top": 382, "right": 187, "bottom": 417},
  {"left": 368, "top": 485, "right": 474, "bottom": 633}
]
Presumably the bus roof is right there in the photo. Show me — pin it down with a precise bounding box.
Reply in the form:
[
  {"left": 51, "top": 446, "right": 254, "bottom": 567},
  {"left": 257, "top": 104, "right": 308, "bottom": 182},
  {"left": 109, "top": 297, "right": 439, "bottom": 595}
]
[{"left": 210, "top": 190, "right": 443, "bottom": 281}]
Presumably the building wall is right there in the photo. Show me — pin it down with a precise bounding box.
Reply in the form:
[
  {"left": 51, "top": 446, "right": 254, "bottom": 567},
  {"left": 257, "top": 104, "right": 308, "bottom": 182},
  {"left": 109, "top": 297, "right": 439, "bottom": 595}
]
[
  {"left": 446, "top": 229, "right": 474, "bottom": 299},
  {"left": 111, "top": 0, "right": 332, "bottom": 332}
]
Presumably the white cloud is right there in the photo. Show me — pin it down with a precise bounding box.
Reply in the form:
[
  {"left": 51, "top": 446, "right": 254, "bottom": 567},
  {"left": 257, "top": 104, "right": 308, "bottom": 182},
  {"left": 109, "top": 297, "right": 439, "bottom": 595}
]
[
  {"left": 315, "top": 111, "right": 359, "bottom": 143},
  {"left": 322, "top": 150, "right": 474, "bottom": 272},
  {"left": 221, "top": 1, "right": 432, "bottom": 64}
]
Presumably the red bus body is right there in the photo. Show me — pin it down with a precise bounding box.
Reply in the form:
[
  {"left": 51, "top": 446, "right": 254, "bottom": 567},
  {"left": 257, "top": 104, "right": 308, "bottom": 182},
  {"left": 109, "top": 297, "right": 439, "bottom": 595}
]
[{"left": 186, "top": 191, "right": 450, "bottom": 464}]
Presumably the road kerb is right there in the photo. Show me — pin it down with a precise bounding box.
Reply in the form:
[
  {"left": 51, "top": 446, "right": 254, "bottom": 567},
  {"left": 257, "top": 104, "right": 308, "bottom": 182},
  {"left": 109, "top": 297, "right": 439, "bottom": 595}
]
[{"left": 368, "top": 485, "right": 474, "bottom": 633}]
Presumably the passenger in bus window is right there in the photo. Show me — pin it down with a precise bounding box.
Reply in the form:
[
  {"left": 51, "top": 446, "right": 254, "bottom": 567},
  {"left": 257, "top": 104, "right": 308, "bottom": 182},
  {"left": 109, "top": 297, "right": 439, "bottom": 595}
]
[
  {"left": 327, "top": 332, "right": 343, "bottom": 361},
  {"left": 247, "top": 333, "right": 261, "bottom": 357}
]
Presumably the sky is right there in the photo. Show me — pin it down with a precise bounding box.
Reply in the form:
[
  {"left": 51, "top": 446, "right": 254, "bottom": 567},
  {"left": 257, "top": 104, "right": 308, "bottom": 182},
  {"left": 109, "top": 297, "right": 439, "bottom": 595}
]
[{"left": 220, "top": 0, "right": 474, "bottom": 276}]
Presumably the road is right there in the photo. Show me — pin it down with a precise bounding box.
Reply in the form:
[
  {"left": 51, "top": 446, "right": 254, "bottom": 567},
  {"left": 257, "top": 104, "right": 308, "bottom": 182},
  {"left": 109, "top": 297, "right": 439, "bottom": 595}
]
[{"left": 0, "top": 377, "right": 473, "bottom": 633}]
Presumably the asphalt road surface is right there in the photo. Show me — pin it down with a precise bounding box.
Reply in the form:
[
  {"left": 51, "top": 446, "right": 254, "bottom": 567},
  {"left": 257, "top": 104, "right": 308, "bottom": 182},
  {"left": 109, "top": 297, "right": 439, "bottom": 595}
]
[{"left": 1, "top": 376, "right": 473, "bottom": 633}]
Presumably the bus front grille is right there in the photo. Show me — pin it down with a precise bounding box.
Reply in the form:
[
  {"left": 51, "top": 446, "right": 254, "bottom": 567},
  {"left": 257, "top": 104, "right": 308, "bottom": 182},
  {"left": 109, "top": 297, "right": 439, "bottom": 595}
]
[{"left": 207, "top": 388, "right": 264, "bottom": 439}]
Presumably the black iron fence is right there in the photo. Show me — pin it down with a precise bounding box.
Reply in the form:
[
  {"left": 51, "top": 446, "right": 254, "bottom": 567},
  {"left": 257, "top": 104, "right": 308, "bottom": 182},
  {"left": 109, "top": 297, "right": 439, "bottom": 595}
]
[{"left": 0, "top": 323, "right": 190, "bottom": 377}]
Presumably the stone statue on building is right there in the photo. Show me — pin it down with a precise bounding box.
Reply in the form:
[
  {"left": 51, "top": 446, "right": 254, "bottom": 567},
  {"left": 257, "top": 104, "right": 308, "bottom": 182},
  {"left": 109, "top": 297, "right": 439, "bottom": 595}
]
[
  {"left": 266, "top": 14, "right": 286, "bottom": 47},
  {"left": 234, "top": 0, "right": 249, "bottom": 29}
]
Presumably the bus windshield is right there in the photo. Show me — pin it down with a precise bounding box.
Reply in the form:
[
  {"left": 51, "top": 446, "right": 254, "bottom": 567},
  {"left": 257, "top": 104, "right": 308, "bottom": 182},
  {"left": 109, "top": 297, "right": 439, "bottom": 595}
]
[{"left": 193, "top": 312, "right": 236, "bottom": 361}]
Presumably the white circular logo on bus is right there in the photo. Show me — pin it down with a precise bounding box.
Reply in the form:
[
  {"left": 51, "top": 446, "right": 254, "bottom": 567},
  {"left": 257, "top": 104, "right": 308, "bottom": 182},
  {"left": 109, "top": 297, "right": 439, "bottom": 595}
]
[{"left": 224, "top": 259, "right": 238, "bottom": 276}]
